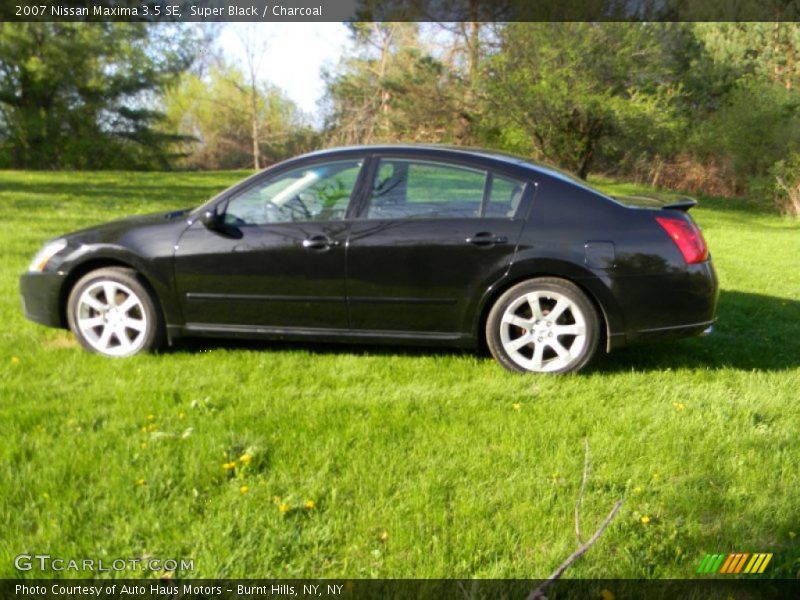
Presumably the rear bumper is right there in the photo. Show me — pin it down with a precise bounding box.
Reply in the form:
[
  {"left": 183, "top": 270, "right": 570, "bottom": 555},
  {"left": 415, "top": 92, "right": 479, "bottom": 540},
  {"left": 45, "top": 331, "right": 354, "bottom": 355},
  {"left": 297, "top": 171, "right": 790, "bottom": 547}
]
[
  {"left": 612, "top": 259, "right": 719, "bottom": 347},
  {"left": 628, "top": 319, "right": 715, "bottom": 344},
  {"left": 20, "top": 271, "right": 66, "bottom": 328}
]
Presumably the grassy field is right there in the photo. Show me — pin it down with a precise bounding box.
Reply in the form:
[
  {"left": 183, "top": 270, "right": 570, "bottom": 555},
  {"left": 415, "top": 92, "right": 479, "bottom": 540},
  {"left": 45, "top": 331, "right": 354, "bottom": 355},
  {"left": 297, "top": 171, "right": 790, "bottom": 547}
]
[{"left": 1, "top": 170, "right": 799, "bottom": 580}]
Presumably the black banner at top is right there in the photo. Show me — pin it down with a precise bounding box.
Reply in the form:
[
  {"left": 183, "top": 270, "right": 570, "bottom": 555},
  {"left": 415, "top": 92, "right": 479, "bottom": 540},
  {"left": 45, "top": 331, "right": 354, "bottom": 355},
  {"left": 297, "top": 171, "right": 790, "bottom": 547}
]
[{"left": 2, "top": 0, "right": 800, "bottom": 23}]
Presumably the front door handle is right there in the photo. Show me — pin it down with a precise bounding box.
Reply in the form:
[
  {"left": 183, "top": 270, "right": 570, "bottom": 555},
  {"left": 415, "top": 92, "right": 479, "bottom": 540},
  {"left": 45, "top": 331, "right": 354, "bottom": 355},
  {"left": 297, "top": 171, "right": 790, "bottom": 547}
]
[
  {"left": 466, "top": 232, "right": 508, "bottom": 246},
  {"left": 302, "top": 235, "right": 340, "bottom": 250}
]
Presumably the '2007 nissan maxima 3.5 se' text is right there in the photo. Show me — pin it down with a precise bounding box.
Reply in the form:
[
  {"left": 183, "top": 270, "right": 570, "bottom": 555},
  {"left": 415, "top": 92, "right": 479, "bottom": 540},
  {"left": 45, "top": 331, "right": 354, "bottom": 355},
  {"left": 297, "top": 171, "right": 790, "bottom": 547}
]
[{"left": 20, "top": 145, "right": 718, "bottom": 373}]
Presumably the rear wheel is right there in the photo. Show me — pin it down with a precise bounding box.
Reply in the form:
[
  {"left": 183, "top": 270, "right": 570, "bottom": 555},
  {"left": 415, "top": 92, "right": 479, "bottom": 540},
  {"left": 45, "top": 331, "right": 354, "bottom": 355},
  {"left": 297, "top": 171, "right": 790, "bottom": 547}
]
[
  {"left": 66, "top": 267, "right": 164, "bottom": 357},
  {"left": 486, "top": 277, "right": 601, "bottom": 374}
]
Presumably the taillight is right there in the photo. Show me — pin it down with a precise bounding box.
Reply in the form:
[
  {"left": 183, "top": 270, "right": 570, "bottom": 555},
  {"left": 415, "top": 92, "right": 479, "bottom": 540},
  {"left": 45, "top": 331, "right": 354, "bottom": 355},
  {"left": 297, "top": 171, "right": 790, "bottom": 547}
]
[{"left": 655, "top": 216, "right": 708, "bottom": 264}]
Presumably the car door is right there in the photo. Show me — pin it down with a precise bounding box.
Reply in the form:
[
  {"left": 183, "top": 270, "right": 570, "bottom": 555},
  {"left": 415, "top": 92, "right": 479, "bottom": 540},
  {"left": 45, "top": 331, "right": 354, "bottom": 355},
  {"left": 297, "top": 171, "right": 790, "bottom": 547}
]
[
  {"left": 345, "top": 156, "right": 530, "bottom": 336},
  {"left": 173, "top": 158, "right": 366, "bottom": 331}
]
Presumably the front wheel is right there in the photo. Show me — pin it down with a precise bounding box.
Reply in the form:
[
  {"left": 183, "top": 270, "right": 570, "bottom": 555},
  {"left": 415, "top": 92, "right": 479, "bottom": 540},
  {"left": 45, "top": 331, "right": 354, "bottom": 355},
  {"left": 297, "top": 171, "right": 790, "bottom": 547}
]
[
  {"left": 66, "top": 267, "right": 164, "bottom": 357},
  {"left": 486, "top": 277, "right": 601, "bottom": 374}
]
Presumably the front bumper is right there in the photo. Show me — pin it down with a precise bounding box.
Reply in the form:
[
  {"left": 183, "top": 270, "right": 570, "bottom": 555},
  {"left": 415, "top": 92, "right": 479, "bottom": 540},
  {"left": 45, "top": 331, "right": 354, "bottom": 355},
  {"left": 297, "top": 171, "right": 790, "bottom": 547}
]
[{"left": 20, "top": 271, "right": 67, "bottom": 328}]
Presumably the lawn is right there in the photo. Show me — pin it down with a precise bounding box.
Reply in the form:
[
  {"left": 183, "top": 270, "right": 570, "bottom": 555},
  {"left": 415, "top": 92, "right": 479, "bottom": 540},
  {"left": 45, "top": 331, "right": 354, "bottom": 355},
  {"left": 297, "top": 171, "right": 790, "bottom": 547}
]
[{"left": 1, "top": 170, "right": 798, "bottom": 580}]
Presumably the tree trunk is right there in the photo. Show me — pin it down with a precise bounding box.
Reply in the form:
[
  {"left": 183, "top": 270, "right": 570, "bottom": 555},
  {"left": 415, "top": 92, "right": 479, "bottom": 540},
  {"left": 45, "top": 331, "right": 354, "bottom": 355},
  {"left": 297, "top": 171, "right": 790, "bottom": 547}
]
[{"left": 250, "top": 80, "right": 260, "bottom": 170}]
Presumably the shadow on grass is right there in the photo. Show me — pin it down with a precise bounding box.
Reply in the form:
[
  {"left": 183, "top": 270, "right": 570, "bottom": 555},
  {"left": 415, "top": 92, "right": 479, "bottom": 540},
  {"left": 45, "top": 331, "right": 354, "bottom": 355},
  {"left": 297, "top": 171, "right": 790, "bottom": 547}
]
[
  {"left": 168, "top": 336, "right": 471, "bottom": 360},
  {"left": 595, "top": 290, "right": 800, "bottom": 373},
  {"left": 166, "top": 290, "right": 800, "bottom": 373}
]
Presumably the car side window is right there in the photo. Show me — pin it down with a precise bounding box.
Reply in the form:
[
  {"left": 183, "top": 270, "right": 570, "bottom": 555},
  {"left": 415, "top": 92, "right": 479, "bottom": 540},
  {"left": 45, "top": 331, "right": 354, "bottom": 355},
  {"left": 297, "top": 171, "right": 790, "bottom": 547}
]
[
  {"left": 486, "top": 174, "right": 527, "bottom": 218},
  {"left": 367, "top": 159, "right": 487, "bottom": 219},
  {"left": 224, "top": 160, "right": 363, "bottom": 225}
]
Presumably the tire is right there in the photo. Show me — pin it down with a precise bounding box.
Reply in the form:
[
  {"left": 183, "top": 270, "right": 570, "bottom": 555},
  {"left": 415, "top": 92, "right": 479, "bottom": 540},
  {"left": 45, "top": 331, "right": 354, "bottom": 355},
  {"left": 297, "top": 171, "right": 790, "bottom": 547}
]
[
  {"left": 485, "top": 277, "right": 601, "bottom": 374},
  {"left": 66, "top": 267, "right": 165, "bottom": 357}
]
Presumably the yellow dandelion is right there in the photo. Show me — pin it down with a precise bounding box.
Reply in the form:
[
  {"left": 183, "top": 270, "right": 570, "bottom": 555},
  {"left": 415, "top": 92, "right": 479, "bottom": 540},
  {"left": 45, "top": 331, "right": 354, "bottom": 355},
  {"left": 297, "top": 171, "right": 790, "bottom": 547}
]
[
  {"left": 380, "top": 531, "right": 389, "bottom": 541},
  {"left": 178, "top": 412, "right": 185, "bottom": 419},
  {"left": 304, "top": 499, "right": 316, "bottom": 510},
  {"left": 146, "top": 423, "right": 157, "bottom": 432},
  {"left": 600, "top": 590, "right": 615, "bottom": 600},
  {"left": 42, "top": 492, "right": 50, "bottom": 500},
  {"left": 140, "top": 442, "right": 147, "bottom": 449},
  {"left": 633, "top": 486, "right": 643, "bottom": 494},
  {"left": 673, "top": 402, "right": 685, "bottom": 411},
  {"left": 239, "top": 452, "right": 252, "bottom": 465},
  {"left": 640, "top": 515, "right": 651, "bottom": 525},
  {"left": 512, "top": 403, "right": 521, "bottom": 411},
  {"left": 136, "top": 478, "right": 146, "bottom": 486},
  {"left": 222, "top": 462, "right": 236, "bottom": 471},
  {"left": 279, "top": 503, "right": 290, "bottom": 514},
  {"left": 239, "top": 485, "right": 249, "bottom": 494},
  {"left": 147, "top": 414, "right": 155, "bottom": 421},
  {"left": 11, "top": 356, "right": 20, "bottom": 365}
]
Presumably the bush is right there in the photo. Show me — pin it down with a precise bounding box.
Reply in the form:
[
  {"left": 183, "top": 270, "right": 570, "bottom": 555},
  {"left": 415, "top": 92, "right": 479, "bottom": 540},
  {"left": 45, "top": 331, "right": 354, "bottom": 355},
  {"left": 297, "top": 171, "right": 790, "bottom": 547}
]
[
  {"left": 648, "top": 153, "right": 740, "bottom": 197},
  {"left": 770, "top": 154, "right": 800, "bottom": 216}
]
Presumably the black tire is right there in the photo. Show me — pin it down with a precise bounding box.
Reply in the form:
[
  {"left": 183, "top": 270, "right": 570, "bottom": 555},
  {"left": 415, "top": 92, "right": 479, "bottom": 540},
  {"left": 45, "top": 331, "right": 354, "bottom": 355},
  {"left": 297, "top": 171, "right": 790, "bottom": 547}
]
[
  {"left": 485, "top": 277, "right": 601, "bottom": 374},
  {"left": 66, "top": 267, "right": 165, "bottom": 357}
]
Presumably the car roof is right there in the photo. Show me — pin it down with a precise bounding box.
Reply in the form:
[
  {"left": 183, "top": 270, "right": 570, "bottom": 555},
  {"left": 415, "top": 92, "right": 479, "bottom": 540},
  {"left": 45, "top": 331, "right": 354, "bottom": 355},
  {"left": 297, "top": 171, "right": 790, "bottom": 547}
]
[{"left": 295, "top": 144, "right": 580, "bottom": 183}]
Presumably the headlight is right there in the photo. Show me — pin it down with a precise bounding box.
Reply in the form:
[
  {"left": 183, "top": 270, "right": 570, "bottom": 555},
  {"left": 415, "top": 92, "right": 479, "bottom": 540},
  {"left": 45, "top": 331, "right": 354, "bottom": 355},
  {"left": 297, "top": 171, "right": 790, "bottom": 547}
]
[{"left": 28, "top": 239, "right": 67, "bottom": 272}]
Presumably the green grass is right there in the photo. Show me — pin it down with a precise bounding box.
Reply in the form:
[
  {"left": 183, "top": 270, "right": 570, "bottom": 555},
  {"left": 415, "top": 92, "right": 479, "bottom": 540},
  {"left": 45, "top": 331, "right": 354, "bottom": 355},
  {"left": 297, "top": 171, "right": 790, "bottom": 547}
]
[{"left": 1, "top": 170, "right": 799, "bottom": 580}]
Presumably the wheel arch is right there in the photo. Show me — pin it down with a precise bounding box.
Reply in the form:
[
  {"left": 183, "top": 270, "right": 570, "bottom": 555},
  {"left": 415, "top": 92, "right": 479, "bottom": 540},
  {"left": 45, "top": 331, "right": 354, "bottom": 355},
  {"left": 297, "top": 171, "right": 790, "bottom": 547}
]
[
  {"left": 475, "top": 263, "right": 624, "bottom": 353},
  {"left": 58, "top": 257, "right": 164, "bottom": 331}
]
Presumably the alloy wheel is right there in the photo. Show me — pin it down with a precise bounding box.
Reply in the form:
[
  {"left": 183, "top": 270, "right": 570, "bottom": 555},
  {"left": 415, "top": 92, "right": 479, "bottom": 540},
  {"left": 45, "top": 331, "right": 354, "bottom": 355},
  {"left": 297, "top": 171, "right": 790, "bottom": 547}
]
[
  {"left": 74, "top": 280, "right": 148, "bottom": 357},
  {"left": 499, "top": 290, "right": 588, "bottom": 372}
]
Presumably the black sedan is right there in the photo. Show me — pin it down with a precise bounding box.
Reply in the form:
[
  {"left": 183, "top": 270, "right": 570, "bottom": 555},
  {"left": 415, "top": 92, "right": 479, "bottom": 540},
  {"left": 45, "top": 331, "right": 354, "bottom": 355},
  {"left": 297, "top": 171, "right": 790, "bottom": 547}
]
[{"left": 20, "top": 145, "right": 718, "bottom": 373}]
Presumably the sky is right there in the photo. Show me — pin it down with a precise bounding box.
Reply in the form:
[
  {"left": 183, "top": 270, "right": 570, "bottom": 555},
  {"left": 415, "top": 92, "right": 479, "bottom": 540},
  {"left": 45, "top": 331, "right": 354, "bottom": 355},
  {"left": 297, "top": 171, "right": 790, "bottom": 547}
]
[{"left": 217, "top": 23, "right": 353, "bottom": 118}]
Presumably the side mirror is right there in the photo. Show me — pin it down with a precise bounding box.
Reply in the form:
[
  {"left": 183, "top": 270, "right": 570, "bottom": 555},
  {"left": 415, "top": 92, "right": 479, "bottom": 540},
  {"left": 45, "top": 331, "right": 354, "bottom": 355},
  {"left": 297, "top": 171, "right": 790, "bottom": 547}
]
[{"left": 200, "top": 208, "right": 223, "bottom": 230}]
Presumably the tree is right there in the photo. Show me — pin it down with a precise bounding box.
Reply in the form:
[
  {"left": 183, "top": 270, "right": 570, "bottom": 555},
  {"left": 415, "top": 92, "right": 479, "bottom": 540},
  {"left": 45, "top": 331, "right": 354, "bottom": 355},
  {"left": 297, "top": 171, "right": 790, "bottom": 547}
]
[
  {"left": 678, "top": 24, "right": 800, "bottom": 191},
  {"left": 323, "top": 23, "right": 472, "bottom": 146},
  {"left": 235, "top": 24, "right": 269, "bottom": 169},
  {"left": 482, "top": 23, "right": 683, "bottom": 179},
  {"left": 163, "top": 60, "right": 318, "bottom": 170},
  {"left": 0, "top": 23, "right": 199, "bottom": 169}
]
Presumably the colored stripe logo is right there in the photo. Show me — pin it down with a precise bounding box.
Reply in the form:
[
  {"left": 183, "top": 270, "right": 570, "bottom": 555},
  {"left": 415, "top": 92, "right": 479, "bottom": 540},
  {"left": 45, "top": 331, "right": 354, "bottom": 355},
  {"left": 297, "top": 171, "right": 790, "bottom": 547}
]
[{"left": 697, "top": 552, "right": 772, "bottom": 574}]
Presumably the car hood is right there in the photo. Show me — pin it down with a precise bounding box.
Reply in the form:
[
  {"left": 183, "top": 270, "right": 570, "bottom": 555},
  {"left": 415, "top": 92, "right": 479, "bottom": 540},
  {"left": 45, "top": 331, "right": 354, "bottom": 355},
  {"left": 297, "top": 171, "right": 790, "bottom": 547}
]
[{"left": 63, "top": 208, "right": 192, "bottom": 243}]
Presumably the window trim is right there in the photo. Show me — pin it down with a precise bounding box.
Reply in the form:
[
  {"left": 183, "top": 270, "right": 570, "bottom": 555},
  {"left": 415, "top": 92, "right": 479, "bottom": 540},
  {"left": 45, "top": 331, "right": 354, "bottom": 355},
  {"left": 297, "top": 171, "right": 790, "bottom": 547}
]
[
  {"left": 355, "top": 154, "right": 531, "bottom": 221},
  {"left": 214, "top": 156, "right": 370, "bottom": 226}
]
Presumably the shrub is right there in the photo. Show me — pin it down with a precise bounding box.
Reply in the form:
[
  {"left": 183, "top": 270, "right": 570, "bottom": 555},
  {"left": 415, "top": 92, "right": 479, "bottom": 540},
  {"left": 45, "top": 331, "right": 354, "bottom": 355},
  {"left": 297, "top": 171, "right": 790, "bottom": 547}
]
[{"left": 770, "top": 154, "right": 800, "bottom": 216}]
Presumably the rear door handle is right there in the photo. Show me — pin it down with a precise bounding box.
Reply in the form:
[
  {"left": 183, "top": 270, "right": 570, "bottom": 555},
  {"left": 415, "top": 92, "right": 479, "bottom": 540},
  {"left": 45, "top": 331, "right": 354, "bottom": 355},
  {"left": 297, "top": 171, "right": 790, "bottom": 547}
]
[
  {"left": 302, "top": 235, "right": 340, "bottom": 250},
  {"left": 466, "top": 232, "right": 508, "bottom": 246}
]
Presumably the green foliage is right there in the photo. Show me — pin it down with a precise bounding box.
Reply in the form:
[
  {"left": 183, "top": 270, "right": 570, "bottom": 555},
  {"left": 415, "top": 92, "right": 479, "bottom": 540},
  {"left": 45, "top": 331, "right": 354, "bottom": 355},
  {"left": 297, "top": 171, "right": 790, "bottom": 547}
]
[
  {"left": 321, "top": 22, "right": 800, "bottom": 208},
  {"left": 0, "top": 23, "right": 199, "bottom": 169},
  {"left": 162, "top": 62, "right": 319, "bottom": 170},
  {"left": 690, "top": 77, "right": 800, "bottom": 179},
  {"left": 768, "top": 152, "right": 800, "bottom": 215},
  {"left": 323, "top": 23, "right": 472, "bottom": 146},
  {"left": 482, "top": 23, "right": 684, "bottom": 179},
  {"left": 1, "top": 171, "right": 799, "bottom": 577}
]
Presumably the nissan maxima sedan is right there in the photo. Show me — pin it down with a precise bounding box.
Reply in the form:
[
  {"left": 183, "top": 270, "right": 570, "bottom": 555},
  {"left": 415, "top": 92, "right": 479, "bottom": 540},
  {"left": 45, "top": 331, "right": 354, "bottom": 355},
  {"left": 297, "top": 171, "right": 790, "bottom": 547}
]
[{"left": 20, "top": 145, "right": 718, "bottom": 373}]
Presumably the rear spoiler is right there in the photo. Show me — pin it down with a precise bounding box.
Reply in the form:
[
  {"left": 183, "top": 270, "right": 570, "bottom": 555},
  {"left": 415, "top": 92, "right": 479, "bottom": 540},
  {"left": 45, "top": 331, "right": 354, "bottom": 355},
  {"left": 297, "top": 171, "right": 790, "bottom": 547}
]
[
  {"left": 612, "top": 194, "right": 697, "bottom": 212},
  {"left": 661, "top": 197, "right": 697, "bottom": 212}
]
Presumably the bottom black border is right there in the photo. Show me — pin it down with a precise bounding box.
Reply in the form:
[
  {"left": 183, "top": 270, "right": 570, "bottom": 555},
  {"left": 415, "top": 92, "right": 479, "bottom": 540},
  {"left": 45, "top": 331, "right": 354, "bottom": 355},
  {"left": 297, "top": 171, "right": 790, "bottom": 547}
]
[{"left": 4, "top": 579, "right": 800, "bottom": 600}]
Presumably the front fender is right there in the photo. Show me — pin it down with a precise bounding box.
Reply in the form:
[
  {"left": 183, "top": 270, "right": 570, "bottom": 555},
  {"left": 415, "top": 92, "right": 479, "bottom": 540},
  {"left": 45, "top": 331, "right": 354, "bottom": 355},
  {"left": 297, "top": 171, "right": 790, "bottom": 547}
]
[{"left": 55, "top": 244, "right": 182, "bottom": 327}]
